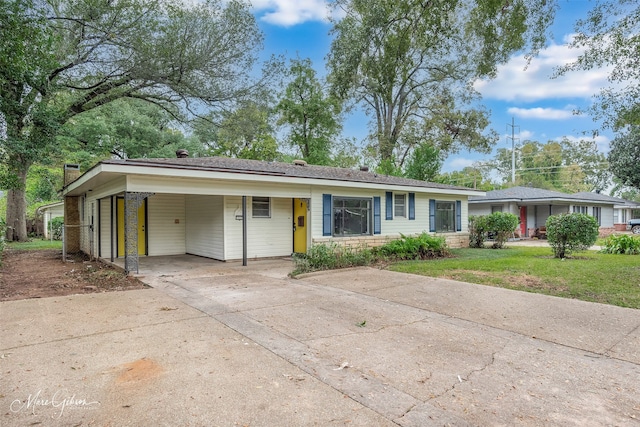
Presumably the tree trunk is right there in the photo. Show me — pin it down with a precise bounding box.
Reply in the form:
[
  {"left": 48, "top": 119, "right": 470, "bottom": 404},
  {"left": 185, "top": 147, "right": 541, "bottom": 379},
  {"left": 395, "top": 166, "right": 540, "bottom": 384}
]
[{"left": 5, "top": 164, "right": 30, "bottom": 242}]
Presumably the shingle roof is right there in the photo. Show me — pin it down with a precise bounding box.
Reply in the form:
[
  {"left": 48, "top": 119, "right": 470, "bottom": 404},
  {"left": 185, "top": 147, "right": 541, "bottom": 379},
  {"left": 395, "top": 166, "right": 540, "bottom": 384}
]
[
  {"left": 572, "top": 192, "right": 640, "bottom": 206},
  {"left": 102, "top": 156, "right": 478, "bottom": 192},
  {"left": 469, "top": 186, "right": 615, "bottom": 204}
]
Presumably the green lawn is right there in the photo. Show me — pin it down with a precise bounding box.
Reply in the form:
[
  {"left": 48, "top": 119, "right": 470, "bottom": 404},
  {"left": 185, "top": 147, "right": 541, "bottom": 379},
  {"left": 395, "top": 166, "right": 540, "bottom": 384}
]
[
  {"left": 6, "top": 239, "right": 63, "bottom": 250},
  {"left": 389, "top": 247, "right": 640, "bottom": 309}
]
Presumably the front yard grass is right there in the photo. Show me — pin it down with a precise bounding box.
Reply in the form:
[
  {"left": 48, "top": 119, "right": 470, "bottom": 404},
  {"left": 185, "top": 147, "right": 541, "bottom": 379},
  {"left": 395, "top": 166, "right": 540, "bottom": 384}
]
[
  {"left": 389, "top": 247, "right": 640, "bottom": 309},
  {"left": 6, "top": 239, "right": 63, "bottom": 250}
]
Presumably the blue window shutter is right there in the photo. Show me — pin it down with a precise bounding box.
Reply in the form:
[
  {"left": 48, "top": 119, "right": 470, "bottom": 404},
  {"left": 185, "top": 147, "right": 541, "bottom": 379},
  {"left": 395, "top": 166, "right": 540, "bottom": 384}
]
[
  {"left": 409, "top": 193, "right": 415, "bottom": 220},
  {"left": 373, "top": 197, "right": 381, "bottom": 234},
  {"left": 456, "top": 200, "right": 462, "bottom": 231},
  {"left": 385, "top": 192, "right": 393, "bottom": 220},
  {"left": 429, "top": 199, "right": 436, "bottom": 232},
  {"left": 322, "top": 194, "right": 332, "bottom": 236}
]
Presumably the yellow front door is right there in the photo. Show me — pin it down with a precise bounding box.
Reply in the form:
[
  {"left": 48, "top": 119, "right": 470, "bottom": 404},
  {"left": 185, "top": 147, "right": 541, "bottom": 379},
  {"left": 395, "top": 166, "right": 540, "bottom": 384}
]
[
  {"left": 293, "top": 198, "right": 307, "bottom": 253},
  {"left": 117, "top": 198, "right": 146, "bottom": 257}
]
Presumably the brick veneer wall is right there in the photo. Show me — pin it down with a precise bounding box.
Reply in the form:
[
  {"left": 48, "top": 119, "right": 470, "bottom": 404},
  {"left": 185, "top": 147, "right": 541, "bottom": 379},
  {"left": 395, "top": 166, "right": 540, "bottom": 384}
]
[
  {"left": 312, "top": 233, "right": 470, "bottom": 249},
  {"left": 598, "top": 227, "right": 616, "bottom": 237},
  {"left": 64, "top": 196, "right": 81, "bottom": 253}
]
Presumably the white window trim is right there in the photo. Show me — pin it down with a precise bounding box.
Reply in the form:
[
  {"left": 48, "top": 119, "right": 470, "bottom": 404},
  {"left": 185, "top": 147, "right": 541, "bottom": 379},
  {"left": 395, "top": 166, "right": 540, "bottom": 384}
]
[
  {"left": 252, "top": 196, "right": 271, "bottom": 218},
  {"left": 394, "top": 193, "right": 407, "bottom": 218}
]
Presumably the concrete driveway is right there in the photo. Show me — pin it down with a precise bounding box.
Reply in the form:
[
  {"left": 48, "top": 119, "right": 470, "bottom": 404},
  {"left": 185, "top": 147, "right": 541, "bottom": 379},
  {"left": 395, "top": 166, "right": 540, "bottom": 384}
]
[{"left": 2, "top": 255, "right": 640, "bottom": 426}]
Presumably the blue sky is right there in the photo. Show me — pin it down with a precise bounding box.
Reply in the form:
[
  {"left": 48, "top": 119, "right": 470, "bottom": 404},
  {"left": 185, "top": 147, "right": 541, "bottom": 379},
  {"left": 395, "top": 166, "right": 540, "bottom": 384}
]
[{"left": 249, "top": 1, "right": 609, "bottom": 175}]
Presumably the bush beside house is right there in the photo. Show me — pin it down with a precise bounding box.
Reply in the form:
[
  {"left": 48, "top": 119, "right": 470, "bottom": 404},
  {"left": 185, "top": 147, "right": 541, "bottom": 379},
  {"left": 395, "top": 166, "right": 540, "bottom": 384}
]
[
  {"left": 469, "top": 212, "right": 519, "bottom": 249},
  {"left": 546, "top": 213, "right": 599, "bottom": 259}
]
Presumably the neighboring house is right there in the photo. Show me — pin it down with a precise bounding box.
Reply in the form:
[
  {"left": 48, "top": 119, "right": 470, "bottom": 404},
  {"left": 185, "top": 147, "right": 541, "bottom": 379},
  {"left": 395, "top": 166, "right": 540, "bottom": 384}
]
[
  {"left": 573, "top": 192, "right": 640, "bottom": 231},
  {"left": 36, "top": 201, "right": 64, "bottom": 239},
  {"left": 468, "top": 186, "right": 616, "bottom": 238},
  {"left": 61, "top": 156, "right": 483, "bottom": 273}
]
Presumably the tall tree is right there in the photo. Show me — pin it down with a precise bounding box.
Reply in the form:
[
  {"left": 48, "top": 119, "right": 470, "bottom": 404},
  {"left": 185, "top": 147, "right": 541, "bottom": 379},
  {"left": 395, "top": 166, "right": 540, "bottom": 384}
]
[
  {"left": 0, "top": 0, "right": 268, "bottom": 241},
  {"left": 403, "top": 143, "right": 442, "bottom": 182},
  {"left": 492, "top": 138, "right": 610, "bottom": 192},
  {"left": 58, "top": 98, "right": 199, "bottom": 170},
  {"left": 557, "top": 0, "right": 640, "bottom": 128},
  {"left": 327, "top": 0, "right": 555, "bottom": 170},
  {"left": 608, "top": 126, "right": 640, "bottom": 189},
  {"left": 437, "top": 166, "right": 495, "bottom": 191},
  {"left": 276, "top": 58, "right": 342, "bottom": 166},
  {"left": 194, "top": 101, "right": 280, "bottom": 161}
]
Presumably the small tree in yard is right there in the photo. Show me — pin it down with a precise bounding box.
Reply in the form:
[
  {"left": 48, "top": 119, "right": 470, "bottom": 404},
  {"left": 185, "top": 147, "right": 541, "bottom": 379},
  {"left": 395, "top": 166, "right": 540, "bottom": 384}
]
[
  {"left": 469, "top": 215, "right": 489, "bottom": 248},
  {"left": 546, "top": 213, "right": 599, "bottom": 259},
  {"left": 469, "top": 212, "right": 518, "bottom": 249},
  {"left": 486, "top": 212, "right": 519, "bottom": 249}
]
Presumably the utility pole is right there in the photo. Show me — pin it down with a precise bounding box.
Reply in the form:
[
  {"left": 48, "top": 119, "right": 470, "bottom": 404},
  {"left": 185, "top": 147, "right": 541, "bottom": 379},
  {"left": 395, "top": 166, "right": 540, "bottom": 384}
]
[{"left": 506, "top": 117, "right": 520, "bottom": 184}]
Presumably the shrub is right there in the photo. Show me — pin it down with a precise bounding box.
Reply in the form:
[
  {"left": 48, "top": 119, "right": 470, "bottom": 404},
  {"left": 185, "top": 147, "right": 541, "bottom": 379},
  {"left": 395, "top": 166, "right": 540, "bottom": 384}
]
[
  {"left": 49, "top": 217, "right": 64, "bottom": 240},
  {"left": 292, "top": 243, "right": 373, "bottom": 275},
  {"left": 600, "top": 234, "right": 640, "bottom": 255},
  {"left": 374, "top": 233, "right": 449, "bottom": 260},
  {"left": 292, "top": 233, "right": 449, "bottom": 275},
  {"left": 546, "top": 213, "right": 599, "bottom": 258},
  {"left": 469, "top": 212, "right": 519, "bottom": 249},
  {"left": 468, "top": 215, "right": 488, "bottom": 248},
  {"left": 485, "top": 212, "right": 519, "bottom": 249},
  {"left": 375, "top": 233, "right": 449, "bottom": 260}
]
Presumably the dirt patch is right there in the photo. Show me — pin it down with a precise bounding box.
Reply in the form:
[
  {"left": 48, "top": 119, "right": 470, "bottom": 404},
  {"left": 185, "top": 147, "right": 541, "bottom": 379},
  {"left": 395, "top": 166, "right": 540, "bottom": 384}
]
[
  {"left": 442, "top": 269, "right": 569, "bottom": 292},
  {"left": 0, "top": 249, "right": 147, "bottom": 301},
  {"left": 116, "top": 358, "right": 164, "bottom": 384}
]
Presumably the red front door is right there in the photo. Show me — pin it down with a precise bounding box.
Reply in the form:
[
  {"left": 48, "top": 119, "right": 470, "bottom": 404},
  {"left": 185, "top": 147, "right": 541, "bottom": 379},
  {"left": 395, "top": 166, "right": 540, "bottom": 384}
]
[{"left": 520, "top": 206, "right": 527, "bottom": 237}]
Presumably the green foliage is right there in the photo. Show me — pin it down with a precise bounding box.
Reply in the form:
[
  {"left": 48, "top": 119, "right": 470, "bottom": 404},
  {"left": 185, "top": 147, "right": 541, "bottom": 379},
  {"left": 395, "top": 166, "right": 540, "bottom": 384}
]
[
  {"left": 600, "top": 234, "right": 640, "bottom": 255},
  {"left": 26, "top": 165, "right": 62, "bottom": 205},
  {"left": 292, "top": 233, "right": 450, "bottom": 274},
  {"left": 49, "top": 216, "right": 64, "bottom": 240},
  {"left": 469, "top": 212, "right": 519, "bottom": 249},
  {"left": 59, "top": 98, "right": 199, "bottom": 166},
  {"left": 437, "top": 166, "right": 496, "bottom": 190},
  {"left": 327, "top": 0, "right": 555, "bottom": 169},
  {"left": 608, "top": 126, "right": 640, "bottom": 190},
  {"left": 468, "top": 215, "right": 489, "bottom": 248},
  {"left": 194, "top": 100, "right": 280, "bottom": 161},
  {"left": 276, "top": 58, "right": 343, "bottom": 165},
  {"left": 292, "top": 243, "right": 373, "bottom": 274},
  {"left": 486, "top": 212, "right": 519, "bottom": 249},
  {"left": 1, "top": 0, "right": 269, "bottom": 241},
  {"left": 375, "top": 233, "right": 449, "bottom": 260},
  {"left": 403, "top": 144, "right": 443, "bottom": 181},
  {"left": 492, "top": 138, "right": 610, "bottom": 192},
  {"left": 546, "top": 213, "right": 599, "bottom": 258}
]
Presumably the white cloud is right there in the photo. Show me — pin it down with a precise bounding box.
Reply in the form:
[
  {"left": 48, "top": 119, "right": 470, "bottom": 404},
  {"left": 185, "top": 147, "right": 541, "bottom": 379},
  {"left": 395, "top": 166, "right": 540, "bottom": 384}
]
[
  {"left": 447, "top": 157, "right": 475, "bottom": 169},
  {"left": 507, "top": 106, "right": 581, "bottom": 120},
  {"left": 252, "top": 0, "right": 330, "bottom": 26},
  {"left": 474, "top": 38, "right": 612, "bottom": 102}
]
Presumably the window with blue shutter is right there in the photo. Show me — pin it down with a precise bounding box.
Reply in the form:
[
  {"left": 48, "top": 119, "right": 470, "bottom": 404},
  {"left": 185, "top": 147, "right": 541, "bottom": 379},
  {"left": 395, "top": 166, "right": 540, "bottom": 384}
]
[
  {"left": 322, "top": 194, "right": 332, "bottom": 236},
  {"left": 456, "top": 200, "right": 462, "bottom": 231},
  {"left": 409, "top": 193, "right": 415, "bottom": 220},
  {"left": 385, "top": 192, "right": 393, "bottom": 220},
  {"left": 373, "top": 196, "right": 381, "bottom": 234},
  {"left": 429, "top": 199, "right": 436, "bottom": 232}
]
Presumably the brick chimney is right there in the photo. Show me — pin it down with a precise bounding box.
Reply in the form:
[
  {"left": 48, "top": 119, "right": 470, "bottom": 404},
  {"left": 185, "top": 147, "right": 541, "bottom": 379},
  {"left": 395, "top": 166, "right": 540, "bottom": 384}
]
[{"left": 64, "top": 164, "right": 80, "bottom": 186}]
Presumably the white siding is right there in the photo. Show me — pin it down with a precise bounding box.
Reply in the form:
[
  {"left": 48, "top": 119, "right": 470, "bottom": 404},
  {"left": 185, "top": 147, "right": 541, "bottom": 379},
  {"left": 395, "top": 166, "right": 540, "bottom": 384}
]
[
  {"left": 185, "top": 195, "right": 223, "bottom": 259},
  {"left": 600, "top": 205, "right": 614, "bottom": 227},
  {"left": 99, "top": 197, "right": 112, "bottom": 259},
  {"left": 224, "top": 196, "right": 292, "bottom": 260},
  {"left": 148, "top": 194, "right": 186, "bottom": 256}
]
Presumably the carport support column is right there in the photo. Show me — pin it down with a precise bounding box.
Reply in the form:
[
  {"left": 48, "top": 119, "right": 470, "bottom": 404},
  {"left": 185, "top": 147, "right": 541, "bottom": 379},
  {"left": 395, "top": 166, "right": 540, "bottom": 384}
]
[
  {"left": 124, "top": 191, "right": 154, "bottom": 274},
  {"left": 242, "top": 195, "right": 247, "bottom": 266}
]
